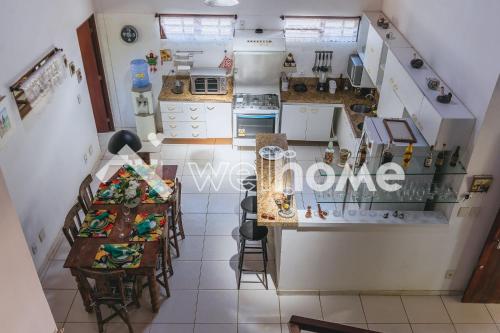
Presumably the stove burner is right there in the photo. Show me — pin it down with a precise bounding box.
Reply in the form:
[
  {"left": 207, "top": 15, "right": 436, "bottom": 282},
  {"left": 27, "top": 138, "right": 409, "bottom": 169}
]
[{"left": 233, "top": 94, "right": 280, "bottom": 110}]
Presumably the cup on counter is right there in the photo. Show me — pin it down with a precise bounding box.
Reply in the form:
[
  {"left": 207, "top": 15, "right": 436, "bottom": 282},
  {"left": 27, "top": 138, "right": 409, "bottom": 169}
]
[
  {"left": 329, "top": 80, "right": 337, "bottom": 95},
  {"left": 338, "top": 149, "right": 352, "bottom": 167}
]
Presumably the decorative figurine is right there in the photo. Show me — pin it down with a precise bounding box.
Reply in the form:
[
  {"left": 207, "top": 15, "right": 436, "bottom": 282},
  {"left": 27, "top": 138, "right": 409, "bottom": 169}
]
[{"left": 146, "top": 52, "right": 158, "bottom": 72}]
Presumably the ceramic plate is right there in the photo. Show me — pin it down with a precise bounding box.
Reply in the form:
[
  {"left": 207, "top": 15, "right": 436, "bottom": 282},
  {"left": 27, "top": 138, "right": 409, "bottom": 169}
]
[{"left": 259, "top": 146, "right": 284, "bottom": 160}]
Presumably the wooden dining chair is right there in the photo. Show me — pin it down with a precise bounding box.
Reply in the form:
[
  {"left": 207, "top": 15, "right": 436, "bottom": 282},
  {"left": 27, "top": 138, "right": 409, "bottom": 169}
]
[
  {"left": 62, "top": 202, "right": 84, "bottom": 246},
  {"left": 75, "top": 268, "right": 139, "bottom": 333},
  {"left": 168, "top": 179, "right": 184, "bottom": 257},
  {"left": 78, "top": 174, "right": 94, "bottom": 214}
]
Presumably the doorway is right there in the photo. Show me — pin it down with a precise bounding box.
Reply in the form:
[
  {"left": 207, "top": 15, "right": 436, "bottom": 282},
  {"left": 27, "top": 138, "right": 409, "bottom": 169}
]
[{"left": 77, "top": 15, "right": 114, "bottom": 132}]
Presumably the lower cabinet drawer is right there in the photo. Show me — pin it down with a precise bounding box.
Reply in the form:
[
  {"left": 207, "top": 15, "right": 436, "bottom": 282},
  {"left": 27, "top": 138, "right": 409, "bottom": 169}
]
[
  {"left": 161, "top": 111, "right": 205, "bottom": 122},
  {"left": 163, "top": 121, "right": 207, "bottom": 139}
]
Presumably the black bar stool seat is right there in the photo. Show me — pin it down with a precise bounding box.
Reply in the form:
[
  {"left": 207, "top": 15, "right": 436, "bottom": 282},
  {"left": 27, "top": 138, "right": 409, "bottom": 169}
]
[{"left": 239, "top": 220, "right": 268, "bottom": 241}]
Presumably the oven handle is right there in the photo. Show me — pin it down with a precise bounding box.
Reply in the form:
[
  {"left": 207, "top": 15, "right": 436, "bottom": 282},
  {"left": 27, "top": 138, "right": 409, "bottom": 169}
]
[{"left": 237, "top": 115, "right": 276, "bottom": 119}]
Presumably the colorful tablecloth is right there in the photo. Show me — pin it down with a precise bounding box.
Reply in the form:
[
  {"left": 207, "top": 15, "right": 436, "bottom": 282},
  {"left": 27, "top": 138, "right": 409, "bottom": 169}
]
[
  {"left": 92, "top": 243, "right": 144, "bottom": 269},
  {"left": 78, "top": 210, "right": 117, "bottom": 238}
]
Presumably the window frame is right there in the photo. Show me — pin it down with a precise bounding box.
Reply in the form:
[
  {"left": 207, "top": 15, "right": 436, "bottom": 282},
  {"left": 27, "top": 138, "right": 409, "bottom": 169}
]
[
  {"left": 156, "top": 13, "right": 237, "bottom": 41},
  {"left": 282, "top": 15, "right": 361, "bottom": 43}
]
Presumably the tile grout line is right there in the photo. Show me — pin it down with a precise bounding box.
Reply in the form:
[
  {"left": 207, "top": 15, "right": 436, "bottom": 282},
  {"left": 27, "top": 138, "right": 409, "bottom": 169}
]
[
  {"left": 399, "top": 296, "right": 415, "bottom": 333},
  {"left": 359, "top": 295, "right": 369, "bottom": 327}
]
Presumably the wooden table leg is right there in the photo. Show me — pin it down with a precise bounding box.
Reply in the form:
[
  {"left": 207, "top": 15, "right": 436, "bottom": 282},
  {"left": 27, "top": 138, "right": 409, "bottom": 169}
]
[
  {"left": 147, "top": 269, "right": 160, "bottom": 313},
  {"left": 71, "top": 268, "right": 92, "bottom": 313}
]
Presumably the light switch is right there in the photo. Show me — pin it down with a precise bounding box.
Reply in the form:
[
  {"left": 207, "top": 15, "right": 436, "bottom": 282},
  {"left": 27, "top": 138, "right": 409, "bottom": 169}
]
[{"left": 457, "top": 207, "right": 471, "bottom": 217}]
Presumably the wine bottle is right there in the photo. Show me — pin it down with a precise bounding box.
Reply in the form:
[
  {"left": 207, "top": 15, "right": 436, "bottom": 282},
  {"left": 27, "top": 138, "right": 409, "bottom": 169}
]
[
  {"left": 402, "top": 143, "right": 414, "bottom": 169},
  {"left": 435, "top": 143, "right": 446, "bottom": 167},
  {"left": 449, "top": 146, "right": 461, "bottom": 167},
  {"left": 424, "top": 145, "right": 434, "bottom": 168}
]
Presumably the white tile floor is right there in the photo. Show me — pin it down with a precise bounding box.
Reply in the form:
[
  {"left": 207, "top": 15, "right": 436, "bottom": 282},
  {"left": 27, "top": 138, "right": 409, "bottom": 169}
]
[{"left": 42, "top": 144, "right": 500, "bottom": 333}]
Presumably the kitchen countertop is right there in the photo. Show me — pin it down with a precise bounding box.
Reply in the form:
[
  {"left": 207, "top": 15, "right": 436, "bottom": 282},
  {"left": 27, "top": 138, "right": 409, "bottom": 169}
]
[
  {"left": 158, "top": 76, "right": 234, "bottom": 103},
  {"left": 256, "top": 134, "right": 298, "bottom": 228},
  {"left": 281, "top": 78, "right": 378, "bottom": 138}
]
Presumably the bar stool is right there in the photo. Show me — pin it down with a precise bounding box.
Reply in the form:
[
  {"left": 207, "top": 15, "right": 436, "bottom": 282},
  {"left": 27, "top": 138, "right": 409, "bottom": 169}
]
[
  {"left": 238, "top": 193, "right": 269, "bottom": 289},
  {"left": 241, "top": 175, "right": 257, "bottom": 193}
]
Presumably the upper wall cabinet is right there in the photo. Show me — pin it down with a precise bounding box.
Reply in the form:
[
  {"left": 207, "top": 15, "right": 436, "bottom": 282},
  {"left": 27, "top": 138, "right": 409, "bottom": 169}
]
[
  {"left": 363, "top": 25, "right": 384, "bottom": 85},
  {"left": 378, "top": 49, "right": 424, "bottom": 119},
  {"left": 365, "top": 12, "right": 476, "bottom": 150}
]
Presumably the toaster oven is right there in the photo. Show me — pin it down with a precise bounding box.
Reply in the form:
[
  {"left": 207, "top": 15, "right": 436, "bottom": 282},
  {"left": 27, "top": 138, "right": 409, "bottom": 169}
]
[{"left": 190, "top": 67, "right": 228, "bottom": 95}]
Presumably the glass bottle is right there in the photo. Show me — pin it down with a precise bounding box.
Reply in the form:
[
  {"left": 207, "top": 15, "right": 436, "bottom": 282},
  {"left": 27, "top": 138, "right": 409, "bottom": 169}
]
[
  {"left": 402, "top": 143, "right": 414, "bottom": 170},
  {"left": 324, "top": 141, "right": 335, "bottom": 164},
  {"left": 382, "top": 141, "right": 393, "bottom": 164},
  {"left": 435, "top": 143, "right": 447, "bottom": 168},
  {"left": 449, "top": 146, "right": 461, "bottom": 167},
  {"left": 424, "top": 145, "right": 434, "bottom": 168}
]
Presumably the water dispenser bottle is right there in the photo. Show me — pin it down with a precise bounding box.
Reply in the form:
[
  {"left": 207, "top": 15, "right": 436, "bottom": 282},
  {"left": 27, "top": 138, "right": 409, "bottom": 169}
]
[{"left": 130, "top": 59, "right": 150, "bottom": 89}]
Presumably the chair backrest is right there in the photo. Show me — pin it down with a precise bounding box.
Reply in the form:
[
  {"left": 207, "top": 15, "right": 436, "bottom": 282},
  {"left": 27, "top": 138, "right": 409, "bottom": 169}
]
[
  {"left": 78, "top": 174, "right": 94, "bottom": 214},
  {"left": 62, "top": 202, "right": 84, "bottom": 246},
  {"left": 75, "top": 268, "right": 127, "bottom": 305}
]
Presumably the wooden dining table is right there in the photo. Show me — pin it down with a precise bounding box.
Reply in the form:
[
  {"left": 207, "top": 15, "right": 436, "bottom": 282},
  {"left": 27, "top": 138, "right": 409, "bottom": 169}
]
[{"left": 64, "top": 164, "right": 178, "bottom": 313}]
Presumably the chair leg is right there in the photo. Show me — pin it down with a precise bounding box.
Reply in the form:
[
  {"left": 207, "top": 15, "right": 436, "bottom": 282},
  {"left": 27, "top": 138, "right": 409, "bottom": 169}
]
[
  {"left": 166, "top": 238, "right": 174, "bottom": 276},
  {"left": 161, "top": 251, "right": 171, "bottom": 298},
  {"left": 120, "top": 307, "right": 134, "bottom": 333},
  {"left": 170, "top": 221, "right": 180, "bottom": 257},
  {"left": 95, "top": 305, "right": 104, "bottom": 333},
  {"left": 238, "top": 239, "right": 246, "bottom": 289},
  {"left": 262, "top": 239, "right": 269, "bottom": 290},
  {"left": 177, "top": 213, "right": 185, "bottom": 239}
]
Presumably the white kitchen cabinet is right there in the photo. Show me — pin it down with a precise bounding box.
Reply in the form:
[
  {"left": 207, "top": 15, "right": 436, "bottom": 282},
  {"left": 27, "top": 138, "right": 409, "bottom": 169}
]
[
  {"left": 363, "top": 25, "right": 384, "bottom": 85},
  {"left": 334, "top": 107, "right": 358, "bottom": 154},
  {"left": 206, "top": 103, "right": 232, "bottom": 138},
  {"left": 377, "top": 74, "right": 406, "bottom": 118},
  {"left": 281, "top": 104, "right": 308, "bottom": 140},
  {"left": 160, "top": 101, "right": 231, "bottom": 139},
  {"left": 281, "top": 104, "right": 334, "bottom": 142},
  {"left": 385, "top": 50, "right": 423, "bottom": 117},
  {"left": 377, "top": 49, "right": 424, "bottom": 120},
  {"left": 306, "top": 105, "right": 335, "bottom": 141}
]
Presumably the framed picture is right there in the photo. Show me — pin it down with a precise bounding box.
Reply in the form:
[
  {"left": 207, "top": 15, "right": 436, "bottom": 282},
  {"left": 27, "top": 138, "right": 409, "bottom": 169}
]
[
  {"left": 383, "top": 119, "right": 417, "bottom": 143},
  {"left": 0, "top": 96, "right": 13, "bottom": 142},
  {"left": 470, "top": 175, "right": 493, "bottom": 193}
]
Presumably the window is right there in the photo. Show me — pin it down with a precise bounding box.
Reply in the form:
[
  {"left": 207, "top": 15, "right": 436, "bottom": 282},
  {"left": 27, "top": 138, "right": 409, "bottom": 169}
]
[
  {"left": 283, "top": 16, "right": 360, "bottom": 43},
  {"left": 159, "top": 14, "right": 236, "bottom": 41}
]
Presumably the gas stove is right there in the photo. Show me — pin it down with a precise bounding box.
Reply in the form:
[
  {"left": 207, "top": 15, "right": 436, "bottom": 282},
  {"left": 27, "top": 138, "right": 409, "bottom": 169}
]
[
  {"left": 232, "top": 93, "right": 280, "bottom": 113},
  {"left": 232, "top": 93, "right": 281, "bottom": 147}
]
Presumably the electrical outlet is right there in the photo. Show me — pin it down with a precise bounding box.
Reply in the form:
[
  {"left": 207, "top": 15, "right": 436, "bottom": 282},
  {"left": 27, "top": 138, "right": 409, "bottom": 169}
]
[
  {"left": 457, "top": 207, "right": 471, "bottom": 217},
  {"left": 83, "top": 153, "right": 88, "bottom": 163},
  {"left": 445, "top": 270, "right": 455, "bottom": 279},
  {"left": 88, "top": 144, "right": 93, "bottom": 156},
  {"left": 31, "top": 244, "right": 38, "bottom": 256},
  {"left": 38, "top": 228, "right": 46, "bottom": 243}
]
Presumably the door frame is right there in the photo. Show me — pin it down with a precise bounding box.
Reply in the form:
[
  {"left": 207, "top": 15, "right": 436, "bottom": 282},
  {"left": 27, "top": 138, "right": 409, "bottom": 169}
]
[{"left": 77, "top": 14, "right": 114, "bottom": 132}]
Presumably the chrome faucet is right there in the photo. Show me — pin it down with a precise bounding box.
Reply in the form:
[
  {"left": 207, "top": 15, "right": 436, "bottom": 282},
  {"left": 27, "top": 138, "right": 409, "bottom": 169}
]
[{"left": 365, "top": 93, "right": 376, "bottom": 101}]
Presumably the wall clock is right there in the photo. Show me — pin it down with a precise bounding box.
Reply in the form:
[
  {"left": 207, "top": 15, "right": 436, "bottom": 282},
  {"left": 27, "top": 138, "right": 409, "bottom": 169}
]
[{"left": 121, "top": 25, "right": 139, "bottom": 44}]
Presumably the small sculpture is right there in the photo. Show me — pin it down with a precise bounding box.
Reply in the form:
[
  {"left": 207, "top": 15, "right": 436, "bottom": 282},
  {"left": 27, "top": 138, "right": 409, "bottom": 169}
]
[{"left": 146, "top": 52, "right": 158, "bottom": 72}]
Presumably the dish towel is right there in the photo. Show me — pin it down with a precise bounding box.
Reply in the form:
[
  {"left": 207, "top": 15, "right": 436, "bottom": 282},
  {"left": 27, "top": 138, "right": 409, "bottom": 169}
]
[{"left": 219, "top": 54, "right": 233, "bottom": 74}]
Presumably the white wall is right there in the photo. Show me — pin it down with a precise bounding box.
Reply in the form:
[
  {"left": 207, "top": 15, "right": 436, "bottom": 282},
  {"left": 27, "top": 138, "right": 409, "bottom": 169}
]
[
  {"left": 0, "top": 0, "right": 100, "bottom": 270},
  {"left": 93, "top": 0, "right": 382, "bottom": 128},
  {"left": 380, "top": 0, "right": 500, "bottom": 291},
  {"left": 0, "top": 170, "right": 57, "bottom": 332}
]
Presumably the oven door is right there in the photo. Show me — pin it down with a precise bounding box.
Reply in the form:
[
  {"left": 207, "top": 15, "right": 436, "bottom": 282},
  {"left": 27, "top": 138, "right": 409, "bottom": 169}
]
[
  {"left": 191, "top": 77, "right": 207, "bottom": 94},
  {"left": 235, "top": 114, "right": 277, "bottom": 139}
]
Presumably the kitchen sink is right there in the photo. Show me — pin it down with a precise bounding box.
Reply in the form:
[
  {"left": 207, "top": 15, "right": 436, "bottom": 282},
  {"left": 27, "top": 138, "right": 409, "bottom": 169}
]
[{"left": 350, "top": 104, "right": 373, "bottom": 114}]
